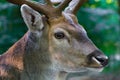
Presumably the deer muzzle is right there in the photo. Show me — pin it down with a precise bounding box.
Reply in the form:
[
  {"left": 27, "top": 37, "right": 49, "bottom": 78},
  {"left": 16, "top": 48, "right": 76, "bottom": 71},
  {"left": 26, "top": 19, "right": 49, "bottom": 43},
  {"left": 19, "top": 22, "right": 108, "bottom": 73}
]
[{"left": 87, "top": 50, "right": 108, "bottom": 68}]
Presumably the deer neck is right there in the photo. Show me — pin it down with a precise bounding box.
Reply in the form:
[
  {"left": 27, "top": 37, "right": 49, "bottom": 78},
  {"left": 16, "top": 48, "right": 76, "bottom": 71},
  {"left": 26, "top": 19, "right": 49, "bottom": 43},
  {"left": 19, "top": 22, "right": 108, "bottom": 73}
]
[
  {"left": 22, "top": 64, "right": 67, "bottom": 80},
  {"left": 22, "top": 31, "right": 67, "bottom": 80}
]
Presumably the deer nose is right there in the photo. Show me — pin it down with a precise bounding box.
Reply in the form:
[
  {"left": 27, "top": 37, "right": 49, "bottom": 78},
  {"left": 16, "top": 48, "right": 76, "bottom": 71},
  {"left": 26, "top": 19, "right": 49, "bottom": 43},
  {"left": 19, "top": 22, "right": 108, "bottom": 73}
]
[
  {"left": 94, "top": 54, "right": 108, "bottom": 67},
  {"left": 87, "top": 50, "right": 108, "bottom": 67}
]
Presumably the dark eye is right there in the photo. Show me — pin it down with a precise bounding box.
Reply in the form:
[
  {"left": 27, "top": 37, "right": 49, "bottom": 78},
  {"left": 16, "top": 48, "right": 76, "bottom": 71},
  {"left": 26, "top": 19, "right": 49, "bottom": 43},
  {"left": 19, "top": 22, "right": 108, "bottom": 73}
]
[{"left": 54, "top": 32, "right": 65, "bottom": 39}]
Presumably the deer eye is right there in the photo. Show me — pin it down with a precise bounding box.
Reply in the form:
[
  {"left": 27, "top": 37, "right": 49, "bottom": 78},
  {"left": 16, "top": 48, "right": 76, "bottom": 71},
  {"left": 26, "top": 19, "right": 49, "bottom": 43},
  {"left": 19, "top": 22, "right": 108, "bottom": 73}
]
[{"left": 54, "top": 32, "right": 65, "bottom": 39}]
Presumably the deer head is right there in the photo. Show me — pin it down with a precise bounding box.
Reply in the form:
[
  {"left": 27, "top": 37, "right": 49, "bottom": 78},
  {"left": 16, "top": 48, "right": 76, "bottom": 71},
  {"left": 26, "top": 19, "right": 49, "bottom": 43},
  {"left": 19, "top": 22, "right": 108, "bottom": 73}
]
[{"left": 7, "top": 0, "right": 108, "bottom": 74}]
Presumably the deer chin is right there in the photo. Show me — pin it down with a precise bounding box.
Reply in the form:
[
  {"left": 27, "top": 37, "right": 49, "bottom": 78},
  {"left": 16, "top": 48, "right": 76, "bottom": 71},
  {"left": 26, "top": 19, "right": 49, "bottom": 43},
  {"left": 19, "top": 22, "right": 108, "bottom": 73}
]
[
  {"left": 64, "top": 67, "right": 104, "bottom": 74},
  {"left": 62, "top": 67, "right": 89, "bottom": 73},
  {"left": 63, "top": 64, "right": 104, "bottom": 73},
  {"left": 86, "top": 67, "right": 104, "bottom": 72}
]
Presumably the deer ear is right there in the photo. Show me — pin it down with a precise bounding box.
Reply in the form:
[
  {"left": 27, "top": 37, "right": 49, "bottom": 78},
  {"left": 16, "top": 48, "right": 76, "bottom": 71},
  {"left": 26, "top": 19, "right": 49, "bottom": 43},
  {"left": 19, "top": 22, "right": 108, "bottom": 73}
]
[{"left": 21, "top": 4, "right": 44, "bottom": 32}]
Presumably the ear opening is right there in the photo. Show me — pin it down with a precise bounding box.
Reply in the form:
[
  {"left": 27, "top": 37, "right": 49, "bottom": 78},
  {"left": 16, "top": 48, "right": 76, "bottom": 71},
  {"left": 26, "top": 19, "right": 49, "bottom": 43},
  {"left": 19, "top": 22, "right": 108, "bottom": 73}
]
[{"left": 21, "top": 4, "right": 44, "bottom": 32}]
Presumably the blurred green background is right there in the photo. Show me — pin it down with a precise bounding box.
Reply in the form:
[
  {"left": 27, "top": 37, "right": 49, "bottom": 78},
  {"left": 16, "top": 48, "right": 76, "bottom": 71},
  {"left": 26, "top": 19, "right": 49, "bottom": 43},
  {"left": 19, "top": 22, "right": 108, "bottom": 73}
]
[{"left": 0, "top": 0, "right": 120, "bottom": 75}]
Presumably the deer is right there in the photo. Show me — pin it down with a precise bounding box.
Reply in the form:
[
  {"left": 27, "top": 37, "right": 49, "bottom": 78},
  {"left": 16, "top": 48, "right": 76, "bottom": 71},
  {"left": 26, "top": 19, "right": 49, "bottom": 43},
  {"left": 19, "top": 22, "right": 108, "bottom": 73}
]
[{"left": 0, "top": 0, "right": 108, "bottom": 80}]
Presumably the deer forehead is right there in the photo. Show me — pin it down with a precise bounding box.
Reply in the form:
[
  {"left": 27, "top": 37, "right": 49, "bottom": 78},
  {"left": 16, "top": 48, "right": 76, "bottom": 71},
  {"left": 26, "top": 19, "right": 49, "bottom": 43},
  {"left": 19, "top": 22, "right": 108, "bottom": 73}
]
[{"left": 49, "top": 13, "right": 86, "bottom": 35}]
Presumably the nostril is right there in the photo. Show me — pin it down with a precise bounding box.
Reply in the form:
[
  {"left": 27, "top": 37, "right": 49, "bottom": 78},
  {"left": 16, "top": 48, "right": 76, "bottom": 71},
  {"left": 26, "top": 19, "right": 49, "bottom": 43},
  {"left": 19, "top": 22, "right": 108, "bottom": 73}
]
[
  {"left": 87, "top": 50, "right": 109, "bottom": 67},
  {"left": 95, "top": 56, "right": 108, "bottom": 67}
]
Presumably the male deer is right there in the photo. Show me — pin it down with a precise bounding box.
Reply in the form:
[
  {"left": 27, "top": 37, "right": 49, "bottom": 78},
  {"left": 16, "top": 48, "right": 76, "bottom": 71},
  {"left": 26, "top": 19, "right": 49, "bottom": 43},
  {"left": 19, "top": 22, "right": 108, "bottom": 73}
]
[{"left": 0, "top": 0, "right": 108, "bottom": 80}]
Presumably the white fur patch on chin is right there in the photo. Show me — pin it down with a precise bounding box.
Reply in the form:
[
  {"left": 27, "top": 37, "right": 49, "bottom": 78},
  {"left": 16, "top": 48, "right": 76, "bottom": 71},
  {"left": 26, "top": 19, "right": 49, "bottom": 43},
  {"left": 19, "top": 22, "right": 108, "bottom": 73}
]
[
  {"left": 66, "top": 69, "right": 88, "bottom": 73},
  {"left": 87, "top": 67, "right": 104, "bottom": 72}
]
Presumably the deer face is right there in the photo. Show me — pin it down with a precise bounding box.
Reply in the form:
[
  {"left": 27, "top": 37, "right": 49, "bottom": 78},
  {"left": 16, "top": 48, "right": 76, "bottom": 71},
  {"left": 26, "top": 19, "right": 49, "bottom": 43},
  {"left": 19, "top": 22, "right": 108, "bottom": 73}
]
[
  {"left": 49, "top": 13, "right": 108, "bottom": 72},
  {"left": 19, "top": 0, "right": 108, "bottom": 73}
]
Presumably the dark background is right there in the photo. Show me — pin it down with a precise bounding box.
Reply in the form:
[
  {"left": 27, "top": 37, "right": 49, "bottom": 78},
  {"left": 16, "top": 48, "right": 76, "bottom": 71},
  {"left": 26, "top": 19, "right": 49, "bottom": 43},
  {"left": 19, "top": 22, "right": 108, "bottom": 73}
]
[{"left": 0, "top": 0, "right": 120, "bottom": 77}]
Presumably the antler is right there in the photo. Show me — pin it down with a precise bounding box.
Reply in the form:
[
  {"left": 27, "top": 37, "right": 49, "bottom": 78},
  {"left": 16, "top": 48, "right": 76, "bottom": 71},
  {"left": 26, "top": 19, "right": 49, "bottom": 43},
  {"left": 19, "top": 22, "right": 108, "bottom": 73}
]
[
  {"left": 65, "top": 0, "right": 87, "bottom": 14},
  {"left": 7, "top": 0, "right": 71, "bottom": 19},
  {"left": 50, "top": 0, "right": 62, "bottom": 4}
]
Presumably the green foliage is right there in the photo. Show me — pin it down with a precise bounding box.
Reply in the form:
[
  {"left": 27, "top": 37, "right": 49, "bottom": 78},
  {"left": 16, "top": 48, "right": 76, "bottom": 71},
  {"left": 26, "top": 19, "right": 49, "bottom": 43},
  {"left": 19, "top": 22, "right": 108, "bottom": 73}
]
[{"left": 0, "top": 3, "right": 27, "bottom": 53}]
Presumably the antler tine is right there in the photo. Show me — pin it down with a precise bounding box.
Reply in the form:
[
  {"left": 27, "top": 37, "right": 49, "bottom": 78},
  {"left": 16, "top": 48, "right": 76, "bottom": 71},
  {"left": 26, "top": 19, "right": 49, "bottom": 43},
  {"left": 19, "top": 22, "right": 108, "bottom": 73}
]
[
  {"left": 7, "top": 0, "right": 24, "bottom": 5},
  {"left": 73, "top": 0, "right": 87, "bottom": 14},
  {"left": 7, "top": 0, "right": 63, "bottom": 19},
  {"left": 8, "top": 0, "right": 81, "bottom": 19},
  {"left": 50, "top": 0, "right": 62, "bottom": 4},
  {"left": 57, "top": 0, "right": 71, "bottom": 11},
  {"left": 45, "top": 0, "right": 52, "bottom": 6},
  {"left": 65, "top": 0, "right": 87, "bottom": 14},
  {"left": 7, "top": 0, "right": 50, "bottom": 16}
]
